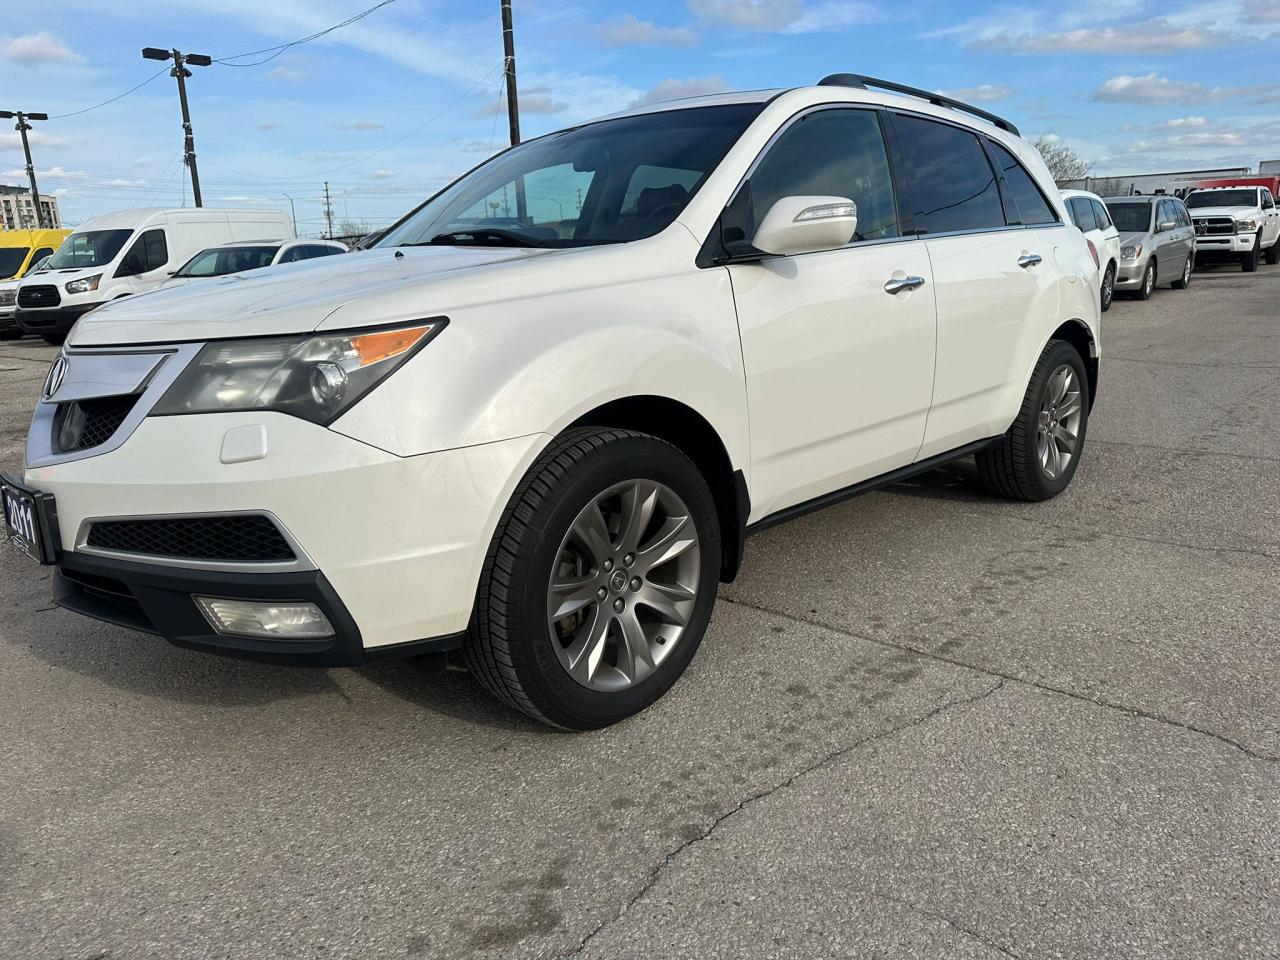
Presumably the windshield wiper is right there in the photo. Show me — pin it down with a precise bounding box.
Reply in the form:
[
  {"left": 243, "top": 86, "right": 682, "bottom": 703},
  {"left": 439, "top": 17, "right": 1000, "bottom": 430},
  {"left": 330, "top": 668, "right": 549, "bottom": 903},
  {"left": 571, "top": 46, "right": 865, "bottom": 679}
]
[{"left": 411, "top": 228, "right": 546, "bottom": 248}]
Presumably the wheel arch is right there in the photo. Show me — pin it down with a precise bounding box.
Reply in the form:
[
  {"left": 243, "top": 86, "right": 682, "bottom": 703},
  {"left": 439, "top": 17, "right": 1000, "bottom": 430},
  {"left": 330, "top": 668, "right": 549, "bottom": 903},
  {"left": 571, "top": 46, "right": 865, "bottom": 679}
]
[
  {"left": 1048, "top": 319, "right": 1098, "bottom": 409},
  {"left": 569, "top": 395, "right": 748, "bottom": 583}
]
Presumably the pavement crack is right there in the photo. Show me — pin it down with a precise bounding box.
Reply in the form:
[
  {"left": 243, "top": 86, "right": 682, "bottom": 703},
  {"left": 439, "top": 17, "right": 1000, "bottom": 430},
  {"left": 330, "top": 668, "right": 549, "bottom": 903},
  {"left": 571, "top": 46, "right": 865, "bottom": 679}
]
[
  {"left": 853, "top": 888, "right": 1023, "bottom": 959},
  {"left": 721, "top": 597, "right": 1280, "bottom": 764},
  {"left": 557, "top": 679, "right": 1005, "bottom": 958}
]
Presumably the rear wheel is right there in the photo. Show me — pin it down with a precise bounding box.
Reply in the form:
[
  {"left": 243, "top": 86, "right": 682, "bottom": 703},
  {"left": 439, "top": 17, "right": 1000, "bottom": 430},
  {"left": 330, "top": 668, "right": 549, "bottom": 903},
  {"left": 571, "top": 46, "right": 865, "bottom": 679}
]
[
  {"left": 976, "top": 339, "right": 1089, "bottom": 502},
  {"left": 1171, "top": 253, "right": 1192, "bottom": 289},
  {"left": 1266, "top": 234, "right": 1280, "bottom": 265},
  {"left": 1242, "top": 235, "right": 1260, "bottom": 272},
  {"left": 1135, "top": 259, "right": 1156, "bottom": 300},
  {"left": 1100, "top": 263, "right": 1115, "bottom": 312},
  {"left": 464, "top": 428, "right": 720, "bottom": 729}
]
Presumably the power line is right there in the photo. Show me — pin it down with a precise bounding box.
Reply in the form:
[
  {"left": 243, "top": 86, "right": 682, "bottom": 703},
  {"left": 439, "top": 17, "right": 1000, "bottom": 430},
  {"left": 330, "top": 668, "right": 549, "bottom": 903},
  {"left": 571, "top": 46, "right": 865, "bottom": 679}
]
[
  {"left": 45, "top": 66, "right": 172, "bottom": 119},
  {"left": 215, "top": 0, "right": 398, "bottom": 67}
]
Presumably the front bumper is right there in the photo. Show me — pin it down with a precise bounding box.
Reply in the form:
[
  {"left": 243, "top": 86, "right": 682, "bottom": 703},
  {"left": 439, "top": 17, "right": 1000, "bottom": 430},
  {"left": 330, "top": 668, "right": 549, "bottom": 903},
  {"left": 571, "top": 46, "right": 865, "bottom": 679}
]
[
  {"left": 26, "top": 411, "right": 547, "bottom": 662},
  {"left": 1113, "top": 258, "right": 1150, "bottom": 290},
  {"left": 0, "top": 305, "right": 16, "bottom": 332},
  {"left": 15, "top": 302, "right": 102, "bottom": 336},
  {"left": 1193, "top": 233, "right": 1254, "bottom": 259}
]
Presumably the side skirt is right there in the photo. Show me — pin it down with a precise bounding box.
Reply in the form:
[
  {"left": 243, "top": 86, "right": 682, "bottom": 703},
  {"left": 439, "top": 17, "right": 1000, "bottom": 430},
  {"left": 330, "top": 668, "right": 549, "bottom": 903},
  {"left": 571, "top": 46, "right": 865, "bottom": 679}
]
[{"left": 745, "top": 437, "right": 1000, "bottom": 537}]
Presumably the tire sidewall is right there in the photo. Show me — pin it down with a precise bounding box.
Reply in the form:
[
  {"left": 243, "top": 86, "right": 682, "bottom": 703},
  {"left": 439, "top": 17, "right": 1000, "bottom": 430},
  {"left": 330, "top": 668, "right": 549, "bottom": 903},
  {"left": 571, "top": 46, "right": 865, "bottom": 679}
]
[
  {"left": 507, "top": 437, "right": 721, "bottom": 728},
  {"left": 1024, "top": 342, "right": 1090, "bottom": 498},
  {"left": 1100, "top": 264, "right": 1115, "bottom": 312},
  {"left": 1141, "top": 260, "right": 1155, "bottom": 299}
]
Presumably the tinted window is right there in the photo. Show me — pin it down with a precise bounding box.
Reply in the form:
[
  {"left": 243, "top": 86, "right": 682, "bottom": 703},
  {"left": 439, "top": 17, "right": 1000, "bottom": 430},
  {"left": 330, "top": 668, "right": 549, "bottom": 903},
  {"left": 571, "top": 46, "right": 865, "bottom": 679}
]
[
  {"left": 990, "top": 141, "right": 1057, "bottom": 225},
  {"left": 174, "top": 245, "right": 278, "bottom": 277},
  {"left": 1090, "top": 199, "right": 1112, "bottom": 230},
  {"left": 0, "top": 247, "right": 28, "bottom": 279},
  {"left": 1106, "top": 202, "right": 1152, "bottom": 233},
  {"left": 734, "top": 108, "right": 899, "bottom": 246},
  {"left": 142, "top": 230, "right": 168, "bottom": 270},
  {"left": 1175, "top": 201, "right": 1191, "bottom": 226},
  {"left": 1263, "top": 190, "right": 1275, "bottom": 209},
  {"left": 27, "top": 247, "right": 54, "bottom": 273},
  {"left": 1185, "top": 189, "right": 1257, "bottom": 208},
  {"left": 381, "top": 104, "right": 761, "bottom": 248},
  {"left": 894, "top": 115, "right": 1004, "bottom": 233},
  {"left": 1067, "top": 198, "right": 1097, "bottom": 232},
  {"left": 308, "top": 245, "right": 343, "bottom": 257}
]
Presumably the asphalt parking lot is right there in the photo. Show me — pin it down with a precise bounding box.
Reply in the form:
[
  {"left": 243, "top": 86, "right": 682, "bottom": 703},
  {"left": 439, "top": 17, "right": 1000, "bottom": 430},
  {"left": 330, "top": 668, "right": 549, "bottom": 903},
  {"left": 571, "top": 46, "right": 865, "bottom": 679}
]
[{"left": 1, "top": 264, "right": 1277, "bottom": 960}]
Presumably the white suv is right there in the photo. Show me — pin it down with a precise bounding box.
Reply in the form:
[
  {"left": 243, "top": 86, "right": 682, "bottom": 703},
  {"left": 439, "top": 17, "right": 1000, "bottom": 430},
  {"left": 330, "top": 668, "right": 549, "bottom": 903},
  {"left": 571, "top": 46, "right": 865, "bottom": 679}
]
[{"left": 5, "top": 76, "right": 1100, "bottom": 728}]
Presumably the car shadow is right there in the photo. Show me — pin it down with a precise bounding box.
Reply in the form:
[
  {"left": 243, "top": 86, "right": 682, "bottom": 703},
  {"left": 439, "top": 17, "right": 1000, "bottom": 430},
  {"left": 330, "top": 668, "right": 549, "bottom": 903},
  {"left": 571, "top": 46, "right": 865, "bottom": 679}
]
[{"left": 882, "top": 457, "right": 1003, "bottom": 504}]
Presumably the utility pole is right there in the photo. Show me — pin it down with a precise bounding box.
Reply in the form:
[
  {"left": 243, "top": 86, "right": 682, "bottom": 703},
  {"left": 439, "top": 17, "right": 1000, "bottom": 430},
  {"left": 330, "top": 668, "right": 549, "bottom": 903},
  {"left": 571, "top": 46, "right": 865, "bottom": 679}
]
[
  {"left": 322, "top": 182, "right": 334, "bottom": 239},
  {"left": 142, "top": 47, "right": 211, "bottom": 207},
  {"left": 499, "top": 0, "right": 527, "bottom": 221},
  {"left": 283, "top": 193, "right": 298, "bottom": 235},
  {"left": 0, "top": 110, "right": 49, "bottom": 229}
]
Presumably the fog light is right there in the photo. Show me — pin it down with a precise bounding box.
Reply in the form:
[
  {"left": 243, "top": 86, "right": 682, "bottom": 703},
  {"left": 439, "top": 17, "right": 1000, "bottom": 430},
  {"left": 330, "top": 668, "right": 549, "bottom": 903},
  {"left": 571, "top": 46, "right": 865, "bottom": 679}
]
[{"left": 194, "top": 597, "right": 335, "bottom": 640}]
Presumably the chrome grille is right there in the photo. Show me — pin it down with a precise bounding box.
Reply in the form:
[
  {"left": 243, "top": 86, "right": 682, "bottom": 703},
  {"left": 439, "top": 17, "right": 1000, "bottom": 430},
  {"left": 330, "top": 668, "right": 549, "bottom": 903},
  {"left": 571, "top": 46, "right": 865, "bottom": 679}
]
[{"left": 1194, "top": 217, "right": 1235, "bottom": 236}]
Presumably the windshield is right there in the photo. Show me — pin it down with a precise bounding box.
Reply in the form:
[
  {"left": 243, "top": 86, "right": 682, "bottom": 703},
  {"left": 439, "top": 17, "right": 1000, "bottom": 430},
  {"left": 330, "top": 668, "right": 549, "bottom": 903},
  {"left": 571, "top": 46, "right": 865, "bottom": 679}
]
[
  {"left": 1105, "top": 202, "right": 1152, "bottom": 233},
  {"left": 0, "top": 247, "right": 29, "bottom": 279},
  {"left": 47, "top": 229, "right": 134, "bottom": 270},
  {"left": 380, "top": 104, "right": 763, "bottom": 249},
  {"left": 175, "top": 245, "right": 280, "bottom": 277},
  {"left": 1186, "top": 189, "right": 1258, "bottom": 208}
]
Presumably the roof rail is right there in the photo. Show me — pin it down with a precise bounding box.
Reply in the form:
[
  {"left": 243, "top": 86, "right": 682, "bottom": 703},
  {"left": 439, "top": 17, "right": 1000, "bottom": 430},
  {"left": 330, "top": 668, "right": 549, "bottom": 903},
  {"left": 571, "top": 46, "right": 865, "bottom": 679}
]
[{"left": 817, "top": 74, "right": 1020, "bottom": 136}]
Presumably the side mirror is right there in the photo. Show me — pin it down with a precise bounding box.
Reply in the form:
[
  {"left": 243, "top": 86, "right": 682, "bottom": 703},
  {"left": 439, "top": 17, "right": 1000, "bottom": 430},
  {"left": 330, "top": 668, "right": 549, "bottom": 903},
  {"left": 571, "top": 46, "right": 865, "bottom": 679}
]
[
  {"left": 1158, "top": 220, "right": 1176, "bottom": 232},
  {"left": 752, "top": 196, "right": 857, "bottom": 257}
]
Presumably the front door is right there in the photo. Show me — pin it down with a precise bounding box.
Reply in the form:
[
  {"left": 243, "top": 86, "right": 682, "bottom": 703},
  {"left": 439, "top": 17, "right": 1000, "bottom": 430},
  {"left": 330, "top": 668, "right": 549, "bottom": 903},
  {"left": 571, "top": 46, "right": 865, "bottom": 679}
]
[{"left": 724, "top": 107, "right": 937, "bottom": 519}]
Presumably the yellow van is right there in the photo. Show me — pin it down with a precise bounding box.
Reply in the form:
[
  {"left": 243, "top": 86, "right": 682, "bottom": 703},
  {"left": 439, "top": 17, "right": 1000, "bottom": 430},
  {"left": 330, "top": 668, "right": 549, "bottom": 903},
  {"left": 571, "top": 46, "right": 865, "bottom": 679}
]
[{"left": 0, "top": 228, "right": 71, "bottom": 280}]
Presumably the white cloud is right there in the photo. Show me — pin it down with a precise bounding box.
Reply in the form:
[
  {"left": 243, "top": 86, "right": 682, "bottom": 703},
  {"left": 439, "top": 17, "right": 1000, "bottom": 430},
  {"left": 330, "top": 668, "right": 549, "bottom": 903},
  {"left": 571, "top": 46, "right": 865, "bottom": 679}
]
[
  {"left": 2, "top": 31, "right": 83, "bottom": 65},
  {"left": 940, "top": 85, "right": 1014, "bottom": 103},
  {"left": 266, "top": 65, "right": 304, "bottom": 82},
  {"left": 976, "top": 17, "right": 1238, "bottom": 52},
  {"left": 255, "top": 120, "right": 282, "bottom": 131},
  {"left": 686, "top": 0, "right": 803, "bottom": 30},
  {"left": 337, "top": 120, "right": 385, "bottom": 131},
  {"left": 631, "top": 76, "right": 730, "bottom": 107},
  {"left": 598, "top": 14, "right": 697, "bottom": 46},
  {"left": 783, "top": 1, "right": 884, "bottom": 33},
  {"left": 0, "top": 131, "right": 74, "bottom": 151},
  {"left": 369, "top": 169, "right": 395, "bottom": 179},
  {"left": 1244, "top": 0, "right": 1280, "bottom": 22},
  {"left": 1095, "top": 73, "right": 1233, "bottom": 105}
]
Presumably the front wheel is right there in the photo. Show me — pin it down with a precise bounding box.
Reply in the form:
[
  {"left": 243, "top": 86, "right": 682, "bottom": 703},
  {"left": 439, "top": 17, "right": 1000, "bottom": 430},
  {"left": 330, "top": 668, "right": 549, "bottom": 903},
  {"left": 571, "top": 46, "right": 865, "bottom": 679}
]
[
  {"left": 1265, "top": 234, "right": 1280, "bottom": 265},
  {"left": 1100, "top": 263, "right": 1115, "bottom": 312},
  {"left": 1171, "top": 253, "right": 1192, "bottom": 289},
  {"left": 1135, "top": 259, "right": 1156, "bottom": 300},
  {"left": 464, "top": 428, "right": 721, "bottom": 729},
  {"left": 1242, "top": 235, "right": 1260, "bottom": 272},
  {"left": 976, "top": 339, "right": 1090, "bottom": 502}
]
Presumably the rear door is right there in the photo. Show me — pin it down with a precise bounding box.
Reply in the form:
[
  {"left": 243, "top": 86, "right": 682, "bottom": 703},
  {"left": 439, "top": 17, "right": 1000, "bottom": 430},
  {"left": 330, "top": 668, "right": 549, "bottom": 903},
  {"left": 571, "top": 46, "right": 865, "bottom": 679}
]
[
  {"left": 726, "top": 107, "right": 937, "bottom": 517},
  {"left": 892, "top": 117, "right": 1061, "bottom": 458},
  {"left": 1262, "top": 189, "right": 1279, "bottom": 247},
  {"left": 1153, "top": 199, "right": 1186, "bottom": 282}
]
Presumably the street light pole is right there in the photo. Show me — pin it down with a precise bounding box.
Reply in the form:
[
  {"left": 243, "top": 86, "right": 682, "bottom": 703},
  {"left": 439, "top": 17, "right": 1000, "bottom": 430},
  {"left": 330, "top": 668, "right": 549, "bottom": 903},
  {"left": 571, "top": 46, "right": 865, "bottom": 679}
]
[
  {"left": 143, "top": 47, "right": 212, "bottom": 207},
  {"left": 283, "top": 193, "right": 297, "bottom": 235},
  {"left": 0, "top": 110, "right": 49, "bottom": 229}
]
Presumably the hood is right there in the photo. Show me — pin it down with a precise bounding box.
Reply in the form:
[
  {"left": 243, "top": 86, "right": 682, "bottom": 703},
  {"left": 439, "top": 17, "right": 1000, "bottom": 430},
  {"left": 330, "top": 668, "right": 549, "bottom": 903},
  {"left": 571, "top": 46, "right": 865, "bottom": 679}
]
[
  {"left": 1117, "top": 231, "right": 1149, "bottom": 250},
  {"left": 68, "top": 244, "right": 560, "bottom": 347},
  {"left": 1186, "top": 205, "right": 1251, "bottom": 218}
]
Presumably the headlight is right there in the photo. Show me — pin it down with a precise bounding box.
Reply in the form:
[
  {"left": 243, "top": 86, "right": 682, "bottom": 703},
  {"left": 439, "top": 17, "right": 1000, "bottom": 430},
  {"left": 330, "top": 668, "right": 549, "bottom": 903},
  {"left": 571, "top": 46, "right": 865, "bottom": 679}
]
[
  {"left": 1121, "top": 243, "right": 1142, "bottom": 260},
  {"left": 152, "top": 320, "right": 446, "bottom": 424},
  {"left": 65, "top": 274, "right": 101, "bottom": 295},
  {"left": 1236, "top": 218, "right": 1257, "bottom": 233},
  {"left": 0, "top": 289, "right": 15, "bottom": 307}
]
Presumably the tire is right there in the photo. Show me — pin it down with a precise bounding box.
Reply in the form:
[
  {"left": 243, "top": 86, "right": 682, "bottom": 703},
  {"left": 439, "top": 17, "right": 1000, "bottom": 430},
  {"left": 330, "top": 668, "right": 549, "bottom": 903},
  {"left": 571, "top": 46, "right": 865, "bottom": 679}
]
[
  {"left": 464, "top": 427, "right": 721, "bottom": 730},
  {"left": 1241, "top": 235, "right": 1259, "bottom": 272},
  {"left": 975, "top": 339, "right": 1090, "bottom": 502},
  {"left": 1171, "top": 253, "right": 1192, "bottom": 289},
  {"left": 40, "top": 333, "right": 65, "bottom": 346},
  {"left": 0, "top": 330, "right": 21, "bottom": 341},
  {"left": 1265, "top": 235, "right": 1280, "bottom": 266},
  {"left": 1135, "top": 259, "right": 1156, "bottom": 300},
  {"left": 1099, "top": 263, "right": 1115, "bottom": 312}
]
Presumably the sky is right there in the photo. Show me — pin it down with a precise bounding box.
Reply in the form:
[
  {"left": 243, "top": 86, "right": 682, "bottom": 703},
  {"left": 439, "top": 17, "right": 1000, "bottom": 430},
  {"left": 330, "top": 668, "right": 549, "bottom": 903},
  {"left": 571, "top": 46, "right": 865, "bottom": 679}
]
[{"left": 2, "top": 0, "right": 1279, "bottom": 234}]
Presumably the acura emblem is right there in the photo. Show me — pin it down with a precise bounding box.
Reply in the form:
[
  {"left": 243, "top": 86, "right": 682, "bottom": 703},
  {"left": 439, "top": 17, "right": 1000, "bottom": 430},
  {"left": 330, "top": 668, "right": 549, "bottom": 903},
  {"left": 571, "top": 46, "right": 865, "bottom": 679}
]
[{"left": 43, "top": 355, "right": 68, "bottom": 400}]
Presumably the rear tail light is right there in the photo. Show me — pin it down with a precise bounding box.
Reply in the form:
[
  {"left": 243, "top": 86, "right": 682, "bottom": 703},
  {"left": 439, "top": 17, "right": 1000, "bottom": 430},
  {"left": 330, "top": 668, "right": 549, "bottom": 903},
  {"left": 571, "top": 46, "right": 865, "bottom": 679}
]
[{"left": 1086, "top": 237, "right": 1100, "bottom": 269}]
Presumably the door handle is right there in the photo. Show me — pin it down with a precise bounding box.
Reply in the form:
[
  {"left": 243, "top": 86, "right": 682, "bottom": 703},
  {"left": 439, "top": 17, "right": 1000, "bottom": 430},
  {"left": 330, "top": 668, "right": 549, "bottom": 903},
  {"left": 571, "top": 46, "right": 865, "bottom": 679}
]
[
  {"left": 1017, "top": 253, "right": 1043, "bottom": 268},
  {"left": 883, "top": 275, "right": 926, "bottom": 294}
]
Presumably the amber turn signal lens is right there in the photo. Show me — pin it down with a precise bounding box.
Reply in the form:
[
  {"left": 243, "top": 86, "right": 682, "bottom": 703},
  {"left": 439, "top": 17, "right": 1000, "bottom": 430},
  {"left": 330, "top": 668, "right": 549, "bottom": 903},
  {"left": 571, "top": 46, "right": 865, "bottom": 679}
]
[{"left": 351, "top": 325, "right": 432, "bottom": 367}]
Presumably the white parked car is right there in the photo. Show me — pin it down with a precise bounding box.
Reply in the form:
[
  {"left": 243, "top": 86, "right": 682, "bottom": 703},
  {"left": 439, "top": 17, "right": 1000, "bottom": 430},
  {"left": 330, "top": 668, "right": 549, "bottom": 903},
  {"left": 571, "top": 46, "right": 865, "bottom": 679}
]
[
  {"left": 1061, "top": 189, "right": 1121, "bottom": 312},
  {"left": 14, "top": 207, "right": 294, "bottom": 344},
  {"left": 5, "top": 75, "right": 1100, "bottom": 728},
  {"left": 161, "top": 239, "right": 347, "bottom": 289},
  {"left": 1184, "top": 185, "right": 1280, "bottom": 271}
]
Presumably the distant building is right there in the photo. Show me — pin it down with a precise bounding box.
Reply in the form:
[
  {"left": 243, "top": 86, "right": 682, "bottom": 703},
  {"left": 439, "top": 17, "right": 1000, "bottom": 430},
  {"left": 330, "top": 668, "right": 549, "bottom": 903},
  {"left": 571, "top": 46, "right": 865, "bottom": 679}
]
[
  {"left": 0, "top": 184, "right": 61, "bottom": 230},
  {"left": 1058, "top": 167, "right": 1251, "bottom": 198},
  {"left": 1260, "top": 160, "right": 1280, "bottom": 176}
]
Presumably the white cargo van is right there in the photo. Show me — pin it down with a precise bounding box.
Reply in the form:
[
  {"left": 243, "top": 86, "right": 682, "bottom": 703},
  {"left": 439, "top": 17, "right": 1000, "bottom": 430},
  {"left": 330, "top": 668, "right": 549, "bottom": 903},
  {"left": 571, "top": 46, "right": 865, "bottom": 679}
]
[{"left": 14, "top": 208, "right": 293, "bottom": 343}]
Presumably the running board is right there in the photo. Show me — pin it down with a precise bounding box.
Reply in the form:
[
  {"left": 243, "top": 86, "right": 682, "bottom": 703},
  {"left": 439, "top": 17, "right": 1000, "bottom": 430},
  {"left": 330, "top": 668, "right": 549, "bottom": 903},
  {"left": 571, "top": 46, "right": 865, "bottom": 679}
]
[{"left": 746, "top": 437, "right": 999, "bottom": 536}]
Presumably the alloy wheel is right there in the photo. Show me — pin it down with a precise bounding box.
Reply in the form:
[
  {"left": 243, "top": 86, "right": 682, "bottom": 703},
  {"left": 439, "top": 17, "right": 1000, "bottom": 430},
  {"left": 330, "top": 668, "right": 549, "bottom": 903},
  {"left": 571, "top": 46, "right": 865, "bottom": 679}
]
[
  {"left": 1144, "top": 263, "right": 1155, "bottom": 297},
  {"left": 547, "top": 480, "right": 701, "bottom": 692},
  {"left": 1182, "top": 257, "right": 1191, "bottom": 285},
  {"left": 1037, "top": 365, "right": 1083, "bottom": 480},
  {"left": 1101, "top": 267, "right": 1114, "bottom": 309}
]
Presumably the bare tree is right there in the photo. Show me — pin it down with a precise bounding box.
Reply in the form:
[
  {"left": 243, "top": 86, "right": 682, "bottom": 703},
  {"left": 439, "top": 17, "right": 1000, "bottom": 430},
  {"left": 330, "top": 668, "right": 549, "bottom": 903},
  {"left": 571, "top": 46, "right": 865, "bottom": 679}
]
[
  {"left": 1030, "top": 137, "right": 1092, "bottom": 183},
  {"left": 335, "top": 218, "right": 370, "bottom": 239}
]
